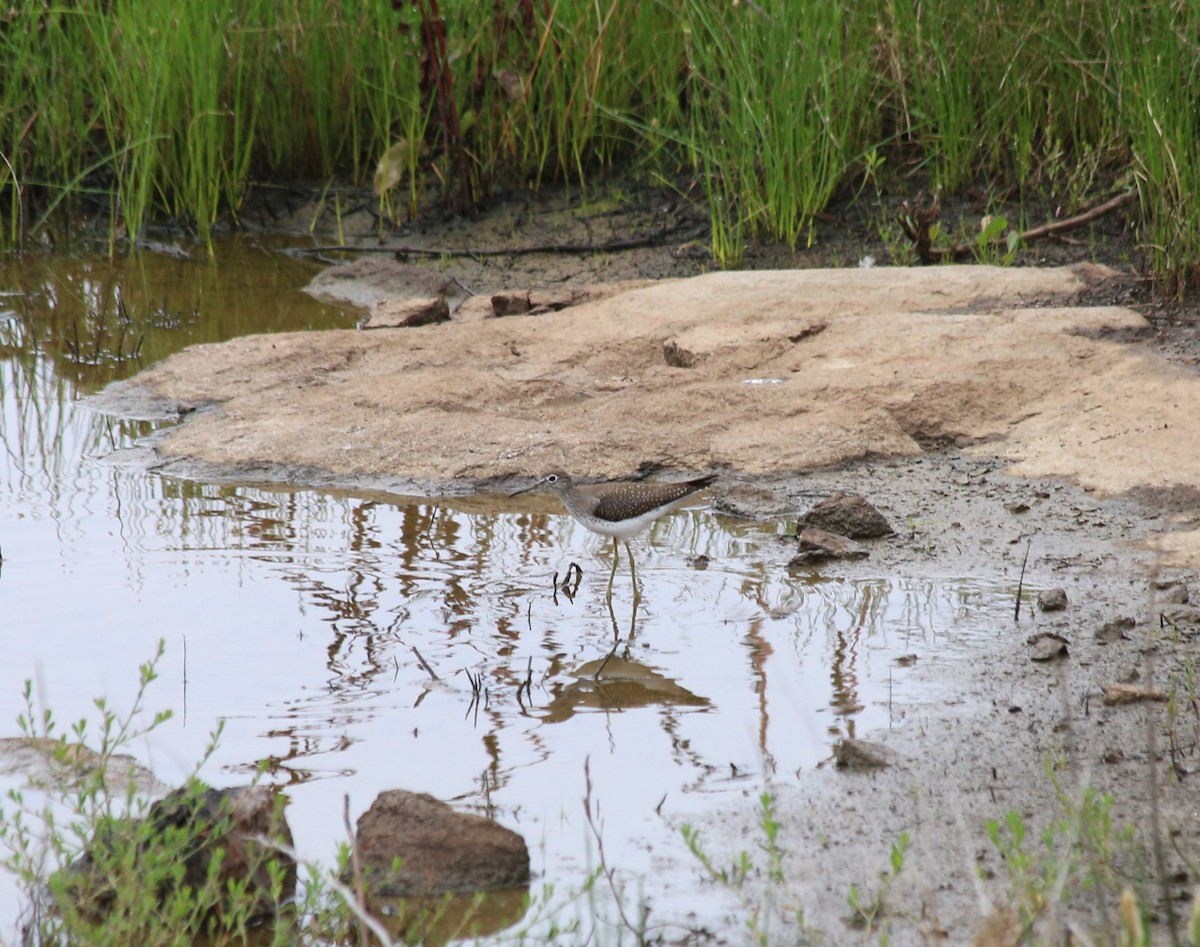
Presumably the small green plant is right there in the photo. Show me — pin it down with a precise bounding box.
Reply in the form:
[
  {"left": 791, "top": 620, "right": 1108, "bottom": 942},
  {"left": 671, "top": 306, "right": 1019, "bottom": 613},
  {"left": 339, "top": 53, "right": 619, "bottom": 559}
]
[
  {"left": 846, "top": 831, "right": 910, "bottom": 936},
  {"left": 682, "top": 791, "right": 816, "bottom": 945},
  {"left": 973, "top": 214, "right": 1021, "bottom": 266},
  {"left": 0, "top": 642, "right": 302, "bottom": 946},
  {"left": 983, "top": 779, "right": 1147, "bottom": 942}
]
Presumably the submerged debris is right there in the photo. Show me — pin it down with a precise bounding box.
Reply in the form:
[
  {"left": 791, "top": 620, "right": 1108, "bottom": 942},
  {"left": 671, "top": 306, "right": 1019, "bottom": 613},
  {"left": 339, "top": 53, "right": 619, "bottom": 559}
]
[{"left": 1103, "top": 683, "right": 1168, "bottom": 705}]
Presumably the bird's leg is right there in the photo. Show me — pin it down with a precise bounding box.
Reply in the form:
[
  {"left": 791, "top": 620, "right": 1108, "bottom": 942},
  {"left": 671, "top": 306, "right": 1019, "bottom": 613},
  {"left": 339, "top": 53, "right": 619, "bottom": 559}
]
[
  {"left": 625, "top": 540, "right": 640, "bottom": 604},
  {"left": 606, "top": 538, "right": 619, "bottom": 604}
]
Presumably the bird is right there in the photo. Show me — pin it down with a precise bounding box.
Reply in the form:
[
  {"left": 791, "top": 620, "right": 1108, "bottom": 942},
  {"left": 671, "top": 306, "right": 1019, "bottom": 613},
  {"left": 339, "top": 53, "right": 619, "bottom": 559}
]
[{"left": 510, "top": 470, "right": 717, "bottom": 602}]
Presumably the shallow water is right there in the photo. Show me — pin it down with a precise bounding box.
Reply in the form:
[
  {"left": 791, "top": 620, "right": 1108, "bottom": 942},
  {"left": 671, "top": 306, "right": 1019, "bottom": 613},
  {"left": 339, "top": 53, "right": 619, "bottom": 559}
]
[{"left": 0, "top": 240, "right": 1028, "bottom": 939}]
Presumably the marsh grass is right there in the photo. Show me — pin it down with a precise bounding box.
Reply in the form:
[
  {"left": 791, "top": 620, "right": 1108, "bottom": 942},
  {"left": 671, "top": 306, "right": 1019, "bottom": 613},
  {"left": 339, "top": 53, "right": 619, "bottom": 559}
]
[{"left": 2, "top": 1, "right": 1200, "bottom": 285}]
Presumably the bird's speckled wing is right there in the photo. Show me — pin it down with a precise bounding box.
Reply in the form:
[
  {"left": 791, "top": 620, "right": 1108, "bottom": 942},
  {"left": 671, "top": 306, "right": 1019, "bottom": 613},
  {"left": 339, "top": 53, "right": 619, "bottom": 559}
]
[{"left": 588, "top": 476, "right": 715, "bottom": 523}]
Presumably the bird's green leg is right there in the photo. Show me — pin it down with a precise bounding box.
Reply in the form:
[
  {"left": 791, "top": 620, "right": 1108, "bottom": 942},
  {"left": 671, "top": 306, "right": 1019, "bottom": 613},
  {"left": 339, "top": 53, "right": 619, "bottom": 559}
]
[
  {"left": 626, "top": 540, "right": 640, "bottom": 603},
  {"left": 606, "top": 538, "right": 619, "bottom": 604}
]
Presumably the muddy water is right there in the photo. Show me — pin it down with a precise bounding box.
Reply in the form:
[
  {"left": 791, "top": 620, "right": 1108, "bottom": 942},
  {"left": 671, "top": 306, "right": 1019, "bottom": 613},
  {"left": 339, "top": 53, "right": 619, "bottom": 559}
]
[{"left": 0, "top": 241, "right": 1028, "bottom": 937}]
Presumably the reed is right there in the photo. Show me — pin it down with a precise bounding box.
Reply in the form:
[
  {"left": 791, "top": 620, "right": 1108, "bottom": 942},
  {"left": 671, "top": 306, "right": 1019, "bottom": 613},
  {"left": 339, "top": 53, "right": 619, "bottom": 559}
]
[
  {"left": 677, "top": 0, "right": 873, "bottom": 262},
  {"left": 1, "top": 0, "right": 1199, "bottom": 289}
]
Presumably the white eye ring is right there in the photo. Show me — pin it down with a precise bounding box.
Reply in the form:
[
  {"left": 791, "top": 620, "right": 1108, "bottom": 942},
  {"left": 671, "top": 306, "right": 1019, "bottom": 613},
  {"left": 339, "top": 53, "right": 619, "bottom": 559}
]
[{"left": 546, "top": 474, "right": 559, "bottom": 484}]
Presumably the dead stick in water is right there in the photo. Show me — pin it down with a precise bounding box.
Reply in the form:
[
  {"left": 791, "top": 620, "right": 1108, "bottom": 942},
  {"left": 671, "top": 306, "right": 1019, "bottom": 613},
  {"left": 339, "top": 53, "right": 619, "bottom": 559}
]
[
  {"left": 412, "top": 646, "right": 439, "bottom": 681},
  {"left": 1014, "top": 538, "right": 1032, "bottom": 620}
]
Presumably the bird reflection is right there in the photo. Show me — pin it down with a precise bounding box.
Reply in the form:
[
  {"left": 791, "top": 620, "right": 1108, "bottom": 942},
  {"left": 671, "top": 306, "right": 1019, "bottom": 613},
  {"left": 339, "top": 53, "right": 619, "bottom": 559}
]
[{"left": 539, "top": 654, "right": 710, "bottom": 724}]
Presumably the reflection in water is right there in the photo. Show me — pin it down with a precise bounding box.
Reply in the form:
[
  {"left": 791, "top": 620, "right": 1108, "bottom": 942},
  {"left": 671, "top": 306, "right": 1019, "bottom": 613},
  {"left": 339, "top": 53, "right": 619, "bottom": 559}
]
[
  {"left": 540, "top": 655, "right": 710, "bottom": 724},
  {"left": 0, "top": 240, "right": 1043, "bottom": 936},
  {"left": 370, "top": 887, "right": 531, "bottom": 946}
]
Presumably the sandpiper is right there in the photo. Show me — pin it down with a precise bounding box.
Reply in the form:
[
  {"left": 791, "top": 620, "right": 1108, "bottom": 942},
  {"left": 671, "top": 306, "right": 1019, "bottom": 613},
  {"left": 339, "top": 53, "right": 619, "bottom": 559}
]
[{"left": 510, "top": 471, "right": 717, "bottom": 601}]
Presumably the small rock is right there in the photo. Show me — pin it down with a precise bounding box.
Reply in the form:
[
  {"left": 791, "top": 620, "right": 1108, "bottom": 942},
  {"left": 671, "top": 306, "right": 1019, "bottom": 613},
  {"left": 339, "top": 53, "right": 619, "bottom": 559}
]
[
  {"left": 833, "top": 738, "right": 899, "bottom": 770},
  {"left": 528, "top": 289, "right": 583, "bottom": 313},
  {"left": 797, "top": 493, "right": 894, "bottom": 539},
  {"left": 353, "top": 790, "right": 529, "bottom": 896},
  {"left": 1037, "top": 588, "right": 1068, "bottom": 612},
  {"left": 689, "top": 554, "right": 710, "bottom": 570},
  {"left": 1005, "top": 502, "right": 1030, "bottom": 514},
  {"left": 366, "top": 297, "right": 450, "bottom": 328},
  {"left": 662, "top": 338, "right": 698, "bottom": 368},
  {"left": 1095, "top": 618, "right": 1134, "bottom": 643},
  {"left": 490, "top": 291, "right": 531, "bottom": 316},
  {"left": 0, "top": 737, "right": 170, "bottom": 796},
  {"left": 1157, "top": 583, "right": 1189, "bottom": 605},
  {"left": 1028, "top": 632, "right": 1069, "bottom": 661},
  {"left": 1103, "top": 683, "right": 1167, "bottom": 705},
  {"left": 787, "top": 528, "right": 869, "bottom": 567},
  {"left": 894, "top": 654, "right": 918, "bottom": 667}
]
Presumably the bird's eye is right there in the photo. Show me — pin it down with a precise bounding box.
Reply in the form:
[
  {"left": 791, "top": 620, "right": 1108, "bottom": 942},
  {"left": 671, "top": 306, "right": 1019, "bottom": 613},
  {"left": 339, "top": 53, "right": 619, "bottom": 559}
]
[{"left": 546, "top": 474, "right": 558, "bottom": 484}]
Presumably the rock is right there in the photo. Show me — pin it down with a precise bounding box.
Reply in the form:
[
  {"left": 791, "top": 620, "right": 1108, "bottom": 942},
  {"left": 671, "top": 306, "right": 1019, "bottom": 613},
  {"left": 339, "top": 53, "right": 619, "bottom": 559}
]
[
  {"left": 0, "top": 737, "right": 171, "bottom": 797},
  {"left": 108, "top": 266, "right": 1195, "bottom": 490},
  {"left": 1037, "top": 588, "right": 1068, "bottom": 612},
  {"left": 797, "top": 493, "right": 893, "bottom": 539},
  {"left": 490, "top": 291, "right": 531, "bottom": 316},
  {"left": 787, "top": 528, "right": 869, "bottom": 567},
  {"left": 1095, "top": 617, "right": 1134, "bottom": 643},
  {"left": 64, "top": 783, "right": 295, "bottom": 924},
  {"left": 833, "top": 738, "right": 899, "bottom": 770},
  {"left": 353, "top": 790, "right": 529, "bottom": 896},
  {"left": 305, "top": 257, "right": 466, "bottom": 310},
  {"left": 489, "top": 284, "right": 651, "bottom": 318},
  {"left": 528, "top": 288, "right": 584, "bottom": 312},
  {"left": 1157, "top": 583, "right": 1189, "bottom": 605},
  {"left": 365, "top": 296, "right": 451, "bottom": 328},
  {"left": 1028, "top": 632, "right": 1069, "bottom": 661},
  {"left": 1103, "top": 683, "right": 1167, "bottom": 705}
]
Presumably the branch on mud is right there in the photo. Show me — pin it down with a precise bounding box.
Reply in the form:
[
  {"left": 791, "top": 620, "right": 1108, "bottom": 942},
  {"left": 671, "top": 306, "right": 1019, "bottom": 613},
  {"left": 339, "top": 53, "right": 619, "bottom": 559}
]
[
  {"left": 899, "top": 188, "right": 1137, "bottom": 264},
  {"left": 292, "top": 219, "right": 707, "bottom": 260}
]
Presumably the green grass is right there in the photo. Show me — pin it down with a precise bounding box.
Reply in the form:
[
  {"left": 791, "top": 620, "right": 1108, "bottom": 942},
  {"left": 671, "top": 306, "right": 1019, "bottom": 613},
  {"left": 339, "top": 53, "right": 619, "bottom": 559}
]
[{"left": 2, "top": 0, "right": 1200, "bottom": 288}]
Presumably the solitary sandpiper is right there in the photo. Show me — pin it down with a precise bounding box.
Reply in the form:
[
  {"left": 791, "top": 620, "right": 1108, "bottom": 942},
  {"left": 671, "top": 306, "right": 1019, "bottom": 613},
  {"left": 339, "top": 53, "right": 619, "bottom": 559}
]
[{"left": 510, "top": 471, "right": 717, "bottom": 601}]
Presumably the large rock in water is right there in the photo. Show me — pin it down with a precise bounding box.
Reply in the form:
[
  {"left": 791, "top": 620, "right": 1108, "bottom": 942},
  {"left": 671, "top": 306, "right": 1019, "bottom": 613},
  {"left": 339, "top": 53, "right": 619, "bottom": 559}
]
[{"left": 354, "top": 790, "right": 529, "bottom": 896}]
